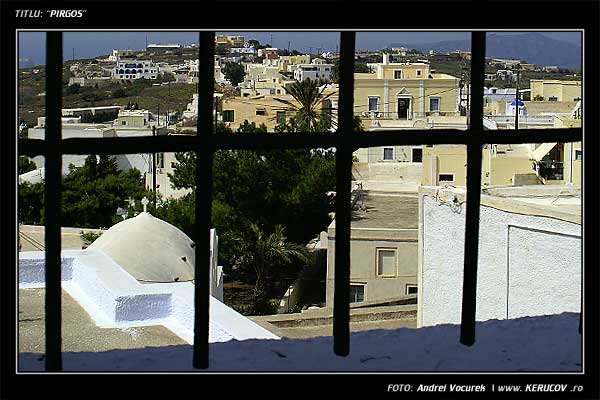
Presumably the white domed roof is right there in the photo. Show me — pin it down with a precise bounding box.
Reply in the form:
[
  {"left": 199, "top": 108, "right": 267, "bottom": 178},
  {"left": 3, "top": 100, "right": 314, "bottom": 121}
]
[{"left": 88, "top": 212, "right": 195, "bottom": 282}]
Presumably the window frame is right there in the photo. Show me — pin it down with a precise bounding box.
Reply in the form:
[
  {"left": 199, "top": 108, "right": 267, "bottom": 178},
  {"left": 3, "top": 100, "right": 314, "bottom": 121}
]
[
  {"left": 405, "top": 284, "right": 418, "bottom": 295},
  {"left": 18, "top": 30, "right": 583, "bottom": 372},
  {"left": 383, "top": 147, "right": 394, "bottom": 161},
  {"left": 349, "top": 283, "right": 366, "bottom": 303},
  {"left": 429, "top": 96, "right": 441, "bottom": 113},
  {"left": 222, "top": 109, "right": 234, "bottom": 122},
  {"left": 368, "top": 95, "right": 379, "bottom": 112},
  {"left": 376, "top": 247, "right": 398, "bottom": 277}
]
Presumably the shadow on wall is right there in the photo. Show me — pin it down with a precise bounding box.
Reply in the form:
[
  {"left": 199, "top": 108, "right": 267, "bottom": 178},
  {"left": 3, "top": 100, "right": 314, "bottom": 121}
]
[{"left": 19, "top": 312, "right": 581, "bottom": 372}]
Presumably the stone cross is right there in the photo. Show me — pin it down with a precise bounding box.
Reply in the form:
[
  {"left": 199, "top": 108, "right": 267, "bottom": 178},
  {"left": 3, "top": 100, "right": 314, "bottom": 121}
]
[{"left": 141, "top": 196, "right": 149, "bottom": 213}]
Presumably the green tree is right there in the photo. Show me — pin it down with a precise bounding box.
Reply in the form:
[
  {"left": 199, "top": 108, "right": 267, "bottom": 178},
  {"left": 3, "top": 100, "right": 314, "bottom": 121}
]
[
  {"left": 65, "top": 83, "right": 81, "bottom": 95},
  {"left": 232, "top": 223, "right": 310, "bottom": 303},
  {"left": 112, "top": 87, "right": 128, "bottom": 98},
  {"left": 275, "top": 79, "right": 335, "bottom": 131},
  {"left": 18, "top": 181, "right": 45, "bottom": 224},
  {"left": 18, "top": 156, "right": 37, "bottom": 175},
  {"left": 80, "top": 231, "right": 103, "bottom": 247},
  {"left": 247, "top": 39, "right": 260, "bottom": 48},
  {"left": 222, "top": 62, "right": 246, "bottom": 86},
  {"left": 60, "top": 155, "right": 150, "bottom": 228},
  {"left": 162, "top": 116, "right": 337, "bottom": 299},
  {"left": 215, "top": 44, "right": 231, "bottom": 55}
]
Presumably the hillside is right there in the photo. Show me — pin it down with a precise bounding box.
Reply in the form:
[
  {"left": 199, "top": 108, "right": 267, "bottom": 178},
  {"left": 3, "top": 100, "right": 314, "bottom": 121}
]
[{"left": 392, "top": 32, "right": 582, "bottom": 70}]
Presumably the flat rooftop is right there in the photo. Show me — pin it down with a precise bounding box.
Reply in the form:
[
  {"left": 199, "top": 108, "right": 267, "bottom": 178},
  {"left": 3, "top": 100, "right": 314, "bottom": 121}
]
[
  {"left": 18, "top": 288, "right": 185, "bottom": 355},
  {"left": 351, "top": 191, "right": 419, "bottom": 229},
  {"left": 420, "top": 185, "right": 581, "bottom": 225}
]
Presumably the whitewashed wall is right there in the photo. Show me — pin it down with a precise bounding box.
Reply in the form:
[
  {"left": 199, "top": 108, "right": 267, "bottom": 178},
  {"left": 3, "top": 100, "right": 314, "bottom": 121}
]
[{"left": 419, "top": 195, "right": 581, "bottom": 327}]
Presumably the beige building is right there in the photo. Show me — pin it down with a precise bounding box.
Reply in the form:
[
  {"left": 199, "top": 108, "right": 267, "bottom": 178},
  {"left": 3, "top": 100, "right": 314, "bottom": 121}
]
[
  {"left": 421, "top": 118, "right": 582, "bottom": 188},
  {"left": 530, "top": 79, "right": 581, "bottom": 102},
  {"left": 278, "top": 54, "right": 312, "bottom": 73},
  {"left": 326, "top": 190, "right": 419, "bottom": 307},
  {"left": 354, "top": 54, "right": 460, "bottom": 124},
  {"left": 215, "top": 35, "right": 244, "bottom": 47},
  {"left": 220, "top": 94, "right": 296, "bottom": 131},
  {"left": 422, "top": 144, "right": 538, "bottom": 187},
  {"left": 115, "top": 109, "right": 153, "bottom": 128}
]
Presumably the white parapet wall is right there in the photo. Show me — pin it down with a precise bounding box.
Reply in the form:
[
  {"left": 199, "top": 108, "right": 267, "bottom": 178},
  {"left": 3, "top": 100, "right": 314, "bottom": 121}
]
[
  {"left": 418, "top": 190, "right": 581, "bottom": 328},
  {"left": 18, "top": 250, "right": 278, "bottom": 343}
]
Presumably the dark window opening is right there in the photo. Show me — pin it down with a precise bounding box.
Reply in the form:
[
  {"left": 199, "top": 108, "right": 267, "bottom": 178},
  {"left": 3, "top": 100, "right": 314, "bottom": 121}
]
[
  {"left": 406, "top": 285, "right": 418, "bottom": 295},
  {"left": 223, "top": 110, "right": 235, "bottom": 122},
  {"left": 412, "top": 148, "right": 423, "bottom": 162},
  {"left": 439, "top": 173, "right": 455, "bottom": 182},
  {"left": 383, "top": 147, "right": 394, "bottom": 161},
  {"left": 350, "top": 285, "right": 365, "bottom": 303}
]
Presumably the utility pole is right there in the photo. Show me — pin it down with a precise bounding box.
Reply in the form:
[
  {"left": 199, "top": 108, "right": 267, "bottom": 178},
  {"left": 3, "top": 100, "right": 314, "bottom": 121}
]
[
  {"left": 515, "top": 64, "right": 521, "bottom": 130},
  {"left": 270, "top": 34, "right": 273, "bottom": 47},
  {"left": 72, "top": 48, "right": 75, "bottom": 61},
  {"left": 288, "top": 41, "right": 291, "bottom": 53}
]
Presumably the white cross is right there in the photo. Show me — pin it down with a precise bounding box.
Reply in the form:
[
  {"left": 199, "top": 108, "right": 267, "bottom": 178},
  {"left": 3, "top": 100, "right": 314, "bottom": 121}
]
[{"left": 141, "top": 196, "right": 149, "bottom": 213}]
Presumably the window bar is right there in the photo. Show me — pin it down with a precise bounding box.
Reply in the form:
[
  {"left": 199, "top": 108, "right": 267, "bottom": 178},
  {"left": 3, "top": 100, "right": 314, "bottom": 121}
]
[
  {"left": 44, "top": 31, "right": 63, "bottom": 371},
  {"left": 193, "top": 31, "right": 215, "bottom": 369},
  {"left": 333, "top": 31, "right": 355, "bottom": 357},
  {"left": 459, "top": 31, "right": 486, "bottom": 347}
]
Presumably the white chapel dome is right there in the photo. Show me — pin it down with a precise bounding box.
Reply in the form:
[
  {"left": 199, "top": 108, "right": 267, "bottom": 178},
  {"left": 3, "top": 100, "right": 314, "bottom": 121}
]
[{"left": 88, "top": 212, "right": 195, "bottom": 283}]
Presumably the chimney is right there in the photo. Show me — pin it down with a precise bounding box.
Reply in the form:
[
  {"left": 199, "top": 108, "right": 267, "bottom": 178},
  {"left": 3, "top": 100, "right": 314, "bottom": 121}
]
[{"left": 382, "top": 53, "right": 389, "bottom": 65}]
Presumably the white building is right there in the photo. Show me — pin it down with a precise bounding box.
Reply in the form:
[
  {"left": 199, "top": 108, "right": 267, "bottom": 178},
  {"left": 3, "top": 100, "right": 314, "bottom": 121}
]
[
  {"left": 113, "top": 60, "right": 160, "bottom": 80},
  {"left": 108, "top": 49, "right": 135, "bottom": 62},
  {"left": 290, "top": 60, "right": 334, "bottom": 82},
  {"left": 496, "top": 69, "right": 517, "bottom": 83},
  {"left": 417, "top": 185, "right": 581, "bottom": 328},
  {"left": 147, "top": 43, "right": 181, "bottom": 51},
  {"left": 230, "top": 46, "right": 257, "bottom": 55},
  {"left": 18, "top": 214, "right": 279, "bottom": 345}
]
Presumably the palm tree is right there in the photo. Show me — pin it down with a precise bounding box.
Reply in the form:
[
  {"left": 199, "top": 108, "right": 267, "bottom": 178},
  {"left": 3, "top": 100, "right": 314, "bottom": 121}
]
[
  {"left": 232, "top": 223, "right": 310, "bottom": 302},
  {"left": 274, "top": 79, "right": 335, "bottom": 132}
]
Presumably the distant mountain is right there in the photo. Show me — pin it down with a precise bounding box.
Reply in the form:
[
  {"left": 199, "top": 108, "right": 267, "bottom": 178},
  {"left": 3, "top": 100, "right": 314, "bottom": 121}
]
[{"left": 392, "top": 33, "right": 581, "bottom": 70}]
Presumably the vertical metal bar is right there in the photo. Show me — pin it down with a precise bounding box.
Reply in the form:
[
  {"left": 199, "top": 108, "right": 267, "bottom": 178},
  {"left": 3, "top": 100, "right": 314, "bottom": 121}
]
[
  {"left": 333, "top": 31, "right": 355, "bottom": 357},
  {"left": 193, "top": 31, "right": 215, "bottom": 369},
  {"left": 44, "top": 31, "right": 63, "bottom": 371},
  {"left": 459, "top": 31, "right": 485, "bottom": 346}
]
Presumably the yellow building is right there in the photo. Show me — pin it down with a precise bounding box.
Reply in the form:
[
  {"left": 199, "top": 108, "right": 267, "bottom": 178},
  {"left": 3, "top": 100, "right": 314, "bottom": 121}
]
[
  {"left": 530, "top": 79, "right": 581, "bottom": 102},
  {"left": 215, "top": 35, "right": 245, "bottom": 47},
  {"left": 221, "top": 94, "right": 297, "bottom": 131},
  {"left": 553, "top": 113, "right": 582, "bottom": 185},
  {"left": 421, "top": 144, "right": 536, "bottom": 187},
  {"left": 354, "top": 54, "right": 460, "bottom": 124},
  {"left": 278, "top": 54, "right": 312, "bottom": 73},
  {"left": 422, "top": 113, "right": 582, "bottom": 188}
]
